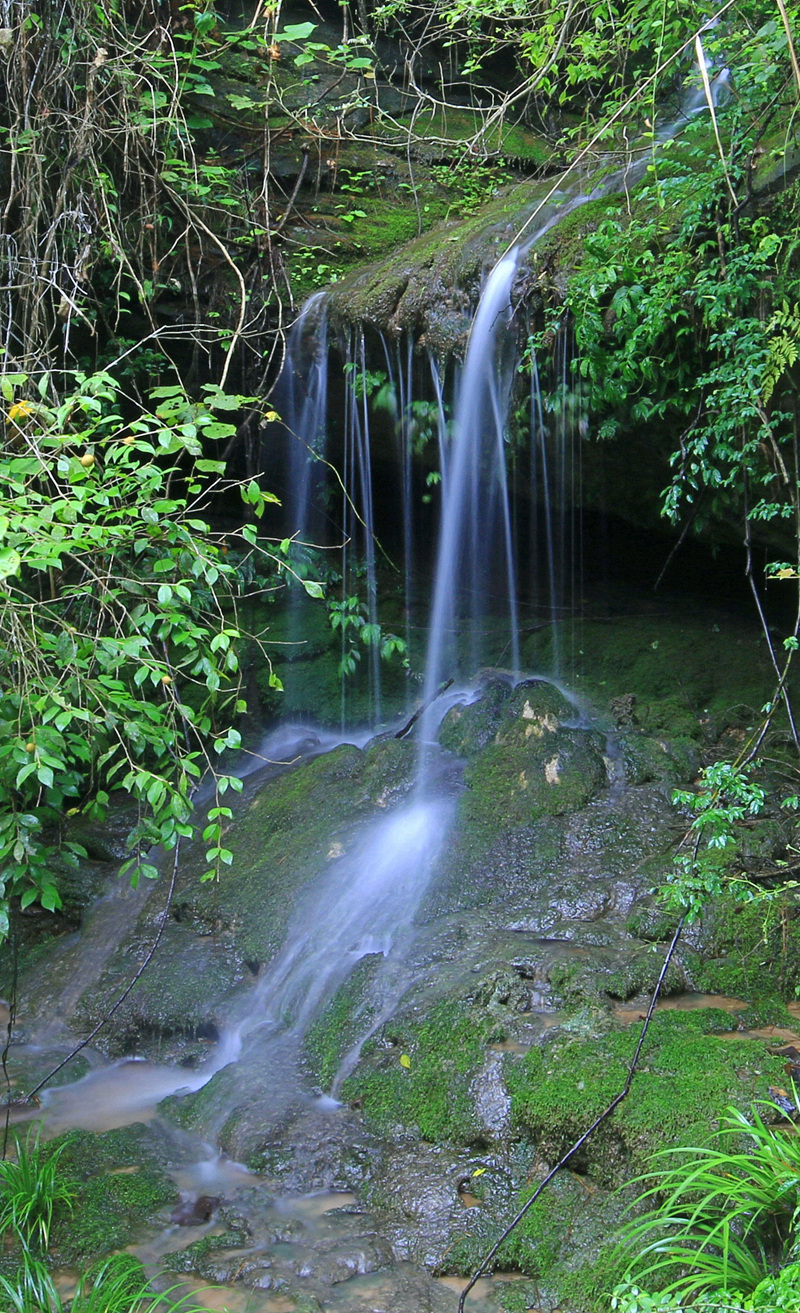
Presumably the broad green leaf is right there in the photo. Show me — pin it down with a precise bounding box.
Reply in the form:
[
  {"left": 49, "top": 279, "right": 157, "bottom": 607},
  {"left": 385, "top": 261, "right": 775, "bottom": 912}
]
[
  {"left": 0, "top": 547, "right": 21, "bottom": 579},
  {"left": 276, "top": 21, "right": 316, "bottom": 40}
]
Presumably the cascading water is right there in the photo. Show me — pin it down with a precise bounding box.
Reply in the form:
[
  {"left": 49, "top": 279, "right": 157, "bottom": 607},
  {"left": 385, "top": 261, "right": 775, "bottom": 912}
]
[
  {"left": 381, "top": 333, "right": 417, "bottom": 681},
  {"left": 270, "top": 291, "right": 329, "bottom": 550},
  {"left": 418, "top": 248, "right": 522, "bottom": 751},
  {"left": 341, "top": 332, "right": 382, "bottom": 724}
]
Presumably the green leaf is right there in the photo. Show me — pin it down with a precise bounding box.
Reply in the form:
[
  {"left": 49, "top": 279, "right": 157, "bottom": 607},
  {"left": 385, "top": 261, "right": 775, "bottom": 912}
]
[
  {"left": 40, "top": 885, "right": 62, "bottom": 912},
  {"left": 276, "top": 21, "right": 316, "bottom": 40},
  {"left": 0, "top": 547, "right": 21, "bottom": 579},
  {"left": 303, "top": 579, "right": 324, "bottom": 599}
]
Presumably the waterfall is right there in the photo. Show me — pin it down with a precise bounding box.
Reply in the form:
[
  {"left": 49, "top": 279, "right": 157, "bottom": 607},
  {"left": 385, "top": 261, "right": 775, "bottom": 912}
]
[
  {"left": 271, "top": 290, "right": 329, "bottom": 554},
  {"left": 341, "top": 332, "right": 382, "bottom": 724},
  {"left": 236, "top": 791, "right": 453, "bottom": 1041},
  {"left": 419, "top": 249, "right": 522, "bottom": 750},
  {"left": 381, "top": 333, "right": 417, "bottom": 688},
  {"left": 30, "top": 73, "right": 731, "bottom": 1147}
]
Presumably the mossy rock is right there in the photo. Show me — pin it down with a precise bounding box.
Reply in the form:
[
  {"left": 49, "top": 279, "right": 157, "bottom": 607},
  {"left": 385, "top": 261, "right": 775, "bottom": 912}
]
[
  {"left": 73, "top": 928, "right": 241, "bottom": 1058},
  {"left": 506, "top": 1009, "right": 786, "bottom": 1188},
  {"left": 625, "top": 893, "right": 684, "bottom": 943},
  {"left": 419, "top": 810, "right": 567, "bottom": 919},
  {"left": 303, "top": 954, "right": 384, "bottom": 1088},
  {"left": 360, "top": 736, "right": 417, "bottom": 805},
  {"left": 484, "top": 1171, "right": 625, "bottom": 1305},
  {"left": 438, "top": 676, "right": 513, "bottom": 756},
  {"left": 548, "top": 942, "right": 687, "bottom": 1006},
  {"left": 154, "top": 742, "right": 368, "bottom": 968},
  {"left": 342, "top": 998, "right": 501, "bottom": 1144},
  {"left": 689, "top": 889, "right": 800, "bottom": 999},
  {"left": 263, "top": 640, "right": 414, "bottom": 726},
  {"left": 523, "top": 616, "right": 772, "bottom": 734},
  {"left": 51, "top": 1125, "right": 175, "bottom": 1264},
  {"left": 74, "top": 739, "right": 422, "bottom": 1051},
  {"left": 162, "top": 1217, "right": 251, "bottom": 1277},
  {"left": 463, "top": 726, "right": 607, "bottom": 829},
  {"left": 617, "top": 730, "right": 699, "bottom": 785},
  {"left": 375, "top": 106, "right": 553, "bottom": 167}
]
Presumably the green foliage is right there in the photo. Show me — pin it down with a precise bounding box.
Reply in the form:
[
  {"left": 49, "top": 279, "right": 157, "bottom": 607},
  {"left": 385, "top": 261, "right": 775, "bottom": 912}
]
[
  {"left": 0, "top": 1133, "right": 74, "bottom": 1253},
  {"left": 661, "top": 762, "right": 767, "bottom": 922},
  {"left": 0, "top": 369, "right": 279, "bottom": 933},
  {"left": 0, "top": 1252, "right": 208, "bottom": 1313},
  {"left": 329, "top": 594, "right": 406, "bottom": 679},
  {"left": 615, "top": 1096, "right": 800, "bottom": 1304},
  {"left": 432, "top": 156, "right": 513, "bottom": 216}
]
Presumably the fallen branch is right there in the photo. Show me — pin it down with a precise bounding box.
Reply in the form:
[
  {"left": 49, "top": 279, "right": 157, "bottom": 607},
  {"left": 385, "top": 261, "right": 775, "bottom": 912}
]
[{"left": 395, "top": 678, "right": 454, "bottom": 739}]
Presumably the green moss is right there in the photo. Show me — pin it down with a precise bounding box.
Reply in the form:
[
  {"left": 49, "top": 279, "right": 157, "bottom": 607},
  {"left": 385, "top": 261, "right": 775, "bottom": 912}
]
[
  {"left": 506, "top": 1010, "right": 786, "bottom": 1189},
  {"left": 303, "top": 955, "right": 383, "bottom": 1087},
  {"left": 52, "top": 1126, "right": 175, "bottom": 1263},
  {"left": 343, "top": 999, "right": 499, "bottom": 1143},
  {"left": 438, "top": 679, "right": 512, "bottom": 756},
  {"left": 691, "top": 890, "right": 800, "bottom": 1000},
  {"left": 549, "top": 945, "right": 686, "bottom": 1006},
  {"left": 522, "top": 616, "right": 772, "bottom": 731},
  {"left": 625, "top": 893, "right": 684, "bottom": 942},
  {"left": 737, "top": 996, "right": 794, "bottom": 1028},
  {"left": 617, "top": 730, "right": 698, "bottom": 786},
  {"left": 123, "top": 742, "right": 370, "bottom": 980},
  {"left": 162, "top": 1224, "right": 250, "bottom": 1274},
  {"left": 377, "top": 107, "right": 552, "bottom": 166},
  {"left": 463, "top": 726, "right": 607, "bottom": 830},
  {"left": 532, "top": 191, "right": 628, "bottom": 265}
]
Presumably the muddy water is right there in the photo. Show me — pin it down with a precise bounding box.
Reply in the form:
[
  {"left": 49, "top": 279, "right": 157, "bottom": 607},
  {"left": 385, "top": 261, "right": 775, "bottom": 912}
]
[
  {"left": 37, "top": 1048, "right": 239, "bottom": 1134},
  {"left": 614, "top": 993, "right": 800, "bottom": 1048},
  {"left": 613, "top": 992, "right": 749, "bottom": 1025},
  {"left": 132, "top": 1186, "right": 466, "bottom": 1313},
  {"left": 143, "top": 1266, "right": 536, "bottom": 1313}
]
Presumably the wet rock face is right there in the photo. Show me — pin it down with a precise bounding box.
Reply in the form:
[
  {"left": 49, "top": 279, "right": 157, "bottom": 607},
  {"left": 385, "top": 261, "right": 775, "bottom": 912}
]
[
  {"left": 438, "top": 675, "right": 576, "bottom": 759},
  {"left": 21, "top": 607, "right": 800, "bottom": 1312}
]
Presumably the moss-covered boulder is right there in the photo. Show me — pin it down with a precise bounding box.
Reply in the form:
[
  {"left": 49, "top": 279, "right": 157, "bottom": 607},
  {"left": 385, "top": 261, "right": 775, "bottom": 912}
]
[
  {"left": 439, "top": 676, "right": 607, "bottom": 831},
  {"left": 616, "top": 728, "right": 699, "bottom": 786},
  {"left": 51, "top": 1125, "right": 176, "bottom": 1264},
  {"left": 341, "top": 998, "right": 504, "bottom": 1145},
  {"left": 506, "top": 1009, "right": 787, "bottom": 1189},
  {"left": 438, "top": 675, "right": 514, "bottom": 756},
  {"left": 463, "top": 726, "right": 607, "bottom": 830}
]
